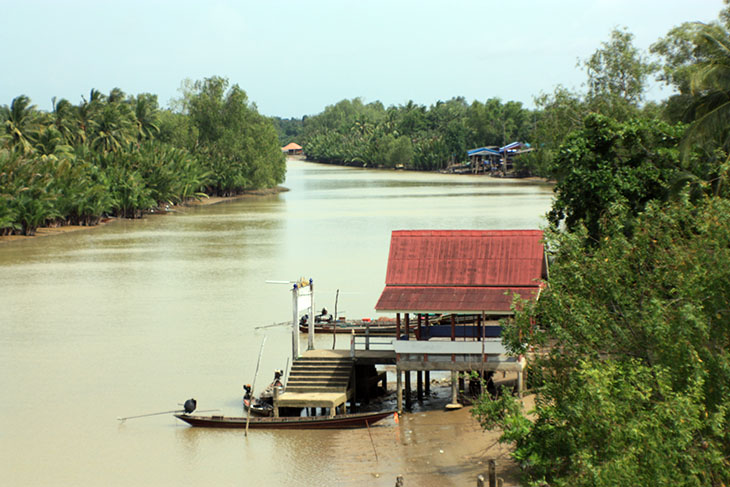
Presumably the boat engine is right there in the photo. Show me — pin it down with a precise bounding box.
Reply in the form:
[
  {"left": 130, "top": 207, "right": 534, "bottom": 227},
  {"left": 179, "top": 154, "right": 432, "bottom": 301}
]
[{"left": 183, "top": 398, "right": 197, "bottom": 414}]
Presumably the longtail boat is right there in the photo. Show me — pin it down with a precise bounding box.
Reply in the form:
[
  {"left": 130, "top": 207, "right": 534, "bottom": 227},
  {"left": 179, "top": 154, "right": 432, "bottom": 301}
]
[{"left": 174, "top": 410, "right": 395, "bottom": 429}]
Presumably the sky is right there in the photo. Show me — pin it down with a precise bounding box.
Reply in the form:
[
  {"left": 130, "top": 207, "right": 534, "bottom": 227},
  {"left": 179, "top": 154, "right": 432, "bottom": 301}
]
[{"left": 1, "top": 0, "right": 726, "bottom": 118}]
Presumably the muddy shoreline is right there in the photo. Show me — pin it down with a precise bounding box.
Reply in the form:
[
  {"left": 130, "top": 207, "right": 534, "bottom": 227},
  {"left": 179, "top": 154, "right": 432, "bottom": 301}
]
[{"left": 335, "top": 377, "right": 530, "bottom": 486}]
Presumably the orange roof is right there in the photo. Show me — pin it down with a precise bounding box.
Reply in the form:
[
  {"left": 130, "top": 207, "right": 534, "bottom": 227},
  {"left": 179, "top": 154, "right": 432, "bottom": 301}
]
[{"left": 282, "top": 142, "right": 302, "bottom": 150}]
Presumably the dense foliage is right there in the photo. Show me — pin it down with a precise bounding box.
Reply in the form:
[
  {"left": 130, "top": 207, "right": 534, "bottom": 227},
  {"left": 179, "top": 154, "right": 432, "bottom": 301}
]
[
  {"left": 547, "top": 114, "right": 685, "bottom": 241},
  {"left": 288, "top": 97, "right": 533, "bottom": 172},
  {"left": 474, "top": 199, "right": 730, "bottom": 486},
  {"left": 0, "top": 77, "right": 285, "bottom": 235},
  {"left": 472, "top": 4, "right": 730, "bottom": 486}
]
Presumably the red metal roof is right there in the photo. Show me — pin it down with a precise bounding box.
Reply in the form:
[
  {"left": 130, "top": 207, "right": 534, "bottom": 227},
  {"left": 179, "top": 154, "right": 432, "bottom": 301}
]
[
  {"left": 376, "top": 230, "right": 546, "bottom": 313},
  {"left": 384, "top": 230, "right": 545, "bottom": 287},
  {"left": 376, "top": 286, "right": 539, "bottom": 313}
]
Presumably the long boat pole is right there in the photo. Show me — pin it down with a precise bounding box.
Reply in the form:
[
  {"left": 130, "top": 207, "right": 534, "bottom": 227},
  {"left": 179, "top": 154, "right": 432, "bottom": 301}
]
[
  {"left": 245, "top": 336, "right": 267, "bottom": 437},
  {"left": 308, "top": 278, "right": 315, "bottom": 351},
  {"left": 291, "top": 284, "right": 299, "bottom": 362},
  {"left": 332, "top": 289, "right": 339, "bottom": 349}
]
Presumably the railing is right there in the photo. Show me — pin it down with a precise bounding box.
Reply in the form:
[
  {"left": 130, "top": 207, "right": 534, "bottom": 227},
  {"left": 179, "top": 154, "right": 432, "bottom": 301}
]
[
  {"left": 393, "top": 339, "right": 507, "bottom": 355},
  {"left": 350, "top": 333, "right": 394, "bottom": 357}
]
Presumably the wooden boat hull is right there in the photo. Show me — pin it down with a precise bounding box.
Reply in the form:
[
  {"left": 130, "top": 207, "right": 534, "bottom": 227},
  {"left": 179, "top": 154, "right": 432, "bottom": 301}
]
[
  {"left": 174, "top": 410, "right": 395, "bottom": 429},
  {"left": 299, "top": 320, "right": 397, "bottom": 335}
]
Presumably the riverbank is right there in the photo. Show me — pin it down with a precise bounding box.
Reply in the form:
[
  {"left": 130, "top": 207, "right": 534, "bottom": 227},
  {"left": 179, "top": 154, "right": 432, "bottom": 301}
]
[
  {"left": 333, "top": 380, "right": 530, "bottom": 486},
  {"left": 0, "top": 186, "right": 289, "bottom": 244},
  {"left": 298, "top": 157, "right": 552, "bottom": 184}
]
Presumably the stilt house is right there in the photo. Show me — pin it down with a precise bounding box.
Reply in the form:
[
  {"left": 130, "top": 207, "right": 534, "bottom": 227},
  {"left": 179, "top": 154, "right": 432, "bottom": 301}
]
[{"left": 375, "top": 229, "right": 547, "bottom": 410}]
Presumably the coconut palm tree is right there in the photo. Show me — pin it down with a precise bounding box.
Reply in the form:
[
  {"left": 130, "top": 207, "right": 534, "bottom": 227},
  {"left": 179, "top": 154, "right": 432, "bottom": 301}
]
[
  {"left": 681, "top": 23, "right": 730, "bottom": 197},
  {"left": 90, "top": 103, "right": 135, "bottom": 153},
  {"left": 133, "top": 93, "right": 160, "bottom": 140},
  {"left": 51, "top": 97, "right": 82, "bottom": 146},
  {"left": 1, "top": 95, "right": 38, "bottom": 154}
]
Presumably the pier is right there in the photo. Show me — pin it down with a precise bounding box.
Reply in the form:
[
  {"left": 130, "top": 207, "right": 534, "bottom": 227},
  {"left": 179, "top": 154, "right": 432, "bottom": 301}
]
[{"left": 278, "top": 229, "right": 547, "bottom": 414}]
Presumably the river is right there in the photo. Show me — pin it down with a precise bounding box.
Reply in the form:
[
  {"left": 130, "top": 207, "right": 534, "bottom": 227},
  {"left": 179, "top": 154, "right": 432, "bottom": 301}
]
[{"left": 0, "top": 159, "right": 553, "bottom": 486}]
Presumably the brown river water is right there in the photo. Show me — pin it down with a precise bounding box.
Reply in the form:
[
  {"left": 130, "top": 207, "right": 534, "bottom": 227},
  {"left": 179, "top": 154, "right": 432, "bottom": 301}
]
[{"left": 0, "top": 159, "right": 553, "bottom": 486}]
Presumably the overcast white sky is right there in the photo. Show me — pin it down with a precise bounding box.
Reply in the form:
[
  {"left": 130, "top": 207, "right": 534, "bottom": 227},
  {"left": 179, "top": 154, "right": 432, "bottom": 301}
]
[{"left": 1, "top": 0, "right": 726, "bottom": 118}]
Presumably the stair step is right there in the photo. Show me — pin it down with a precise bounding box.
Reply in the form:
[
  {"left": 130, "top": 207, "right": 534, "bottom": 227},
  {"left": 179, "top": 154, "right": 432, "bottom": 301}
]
[
  {"left": 289, "top": 369, "right": 350, "bottom": 377},
  {"left": 285, "top": 356, "right": 354, "bottom": 395},
  {"left": 285, "top": 386, "right": 345, "bottom": 393},
  {"left": 287, "top": 379, "right": 349, "bottom": 386},
  {"left": 294, "top": 360, "right": 353, "bottom": 365}
]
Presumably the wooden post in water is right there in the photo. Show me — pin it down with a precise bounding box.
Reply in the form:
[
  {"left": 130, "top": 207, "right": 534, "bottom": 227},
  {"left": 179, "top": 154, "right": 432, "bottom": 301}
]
[{"left": 488, "top": 459, "right": 497, "bottom": 487}]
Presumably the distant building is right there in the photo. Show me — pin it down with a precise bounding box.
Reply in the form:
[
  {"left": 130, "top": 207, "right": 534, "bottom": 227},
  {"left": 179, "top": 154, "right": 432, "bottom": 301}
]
[
  {"left": 281, "top": 142, "right": 303, "bottom": 155},
  {"left": 466, "top": 142, "right": 533, "bottom": 174}
]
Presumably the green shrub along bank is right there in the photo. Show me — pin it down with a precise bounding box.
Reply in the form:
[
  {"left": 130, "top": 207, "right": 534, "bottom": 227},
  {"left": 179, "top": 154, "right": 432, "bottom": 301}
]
[{"left": 1, "top": 76, "right": 285, "bottom": 236}]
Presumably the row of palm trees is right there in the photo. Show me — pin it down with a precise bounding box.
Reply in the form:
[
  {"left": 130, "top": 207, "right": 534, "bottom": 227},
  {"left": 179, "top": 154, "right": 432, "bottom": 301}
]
[{"left": 1, "top": 84, "right": 282, "bottom": 236}]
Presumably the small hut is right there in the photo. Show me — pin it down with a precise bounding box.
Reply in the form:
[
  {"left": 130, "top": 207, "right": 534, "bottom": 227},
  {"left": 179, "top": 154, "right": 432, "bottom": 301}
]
[{"left": 281, "top": 142, "right": 303, "bottom": 155}]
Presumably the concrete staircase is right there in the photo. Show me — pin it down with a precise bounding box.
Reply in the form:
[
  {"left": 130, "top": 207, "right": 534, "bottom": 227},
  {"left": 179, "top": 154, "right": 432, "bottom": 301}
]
[{"left": 285, "top": 355, "right": 354, "bottom": 394}]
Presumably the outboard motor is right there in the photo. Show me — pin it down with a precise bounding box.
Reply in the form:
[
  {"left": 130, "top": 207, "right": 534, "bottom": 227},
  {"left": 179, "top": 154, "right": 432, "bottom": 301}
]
[{"left": 183, "top": 398, "right": 197, "bottom": 414}]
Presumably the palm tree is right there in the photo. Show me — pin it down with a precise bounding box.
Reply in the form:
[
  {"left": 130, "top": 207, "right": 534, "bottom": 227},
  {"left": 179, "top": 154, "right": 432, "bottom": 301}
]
[
  {"left": 90, "top": 103, "right": 135, "bottom": 152},
  {"left": 133, "top": 94, "right": 160, "bottom": 140},
  {"left": 1, "top": 95, "right": 38, "bottom": 154},
  {"left": 682, "top": 23, "right": 730, "bottom": 196},
  {"left": 35, "top": 126, "right": 73, "bottom": 157},
  {"left": 51, "top": 97, "right": 82, "bottom": 146}
]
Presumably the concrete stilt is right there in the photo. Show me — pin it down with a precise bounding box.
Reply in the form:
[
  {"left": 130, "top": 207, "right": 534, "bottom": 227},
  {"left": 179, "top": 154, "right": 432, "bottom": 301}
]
[
  {"left": 396, "top": 369, "right": 403, "bottom": 413},
  {"left": 446, "top": 370, "right": 462, "bottom": 410}
]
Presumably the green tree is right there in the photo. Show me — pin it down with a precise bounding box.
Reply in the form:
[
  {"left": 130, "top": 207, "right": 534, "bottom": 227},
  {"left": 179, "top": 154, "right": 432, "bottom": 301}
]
[
  {"left": 583, "top": 27, "right": 658, "bottom": 118},
  {"left": 528, "top": 86, "right": 587, "bottom": 177},
  {"left": 180, "top": 76, "right": 285, "bottom": 194},
  {"left": 548, "top": 113, "right": 683, "bottom": 241},
  {"left": 474, "top": 197, "right": 730, "bottom": 487}
]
